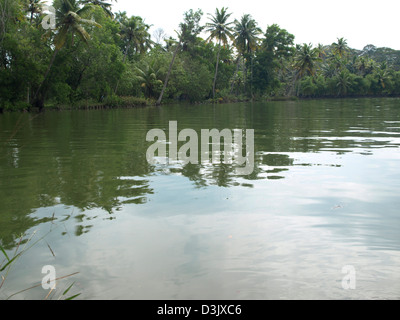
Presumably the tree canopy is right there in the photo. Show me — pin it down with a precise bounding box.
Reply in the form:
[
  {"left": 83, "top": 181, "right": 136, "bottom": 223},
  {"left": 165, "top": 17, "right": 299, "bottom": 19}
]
[{"left": 1, "top": 0, "right": 400, "bottom": 112}]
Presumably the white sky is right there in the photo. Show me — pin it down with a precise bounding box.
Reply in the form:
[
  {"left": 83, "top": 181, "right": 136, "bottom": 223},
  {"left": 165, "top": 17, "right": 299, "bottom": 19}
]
[{"left": 109, "top": 0, "right": 400, "bottom": 50}]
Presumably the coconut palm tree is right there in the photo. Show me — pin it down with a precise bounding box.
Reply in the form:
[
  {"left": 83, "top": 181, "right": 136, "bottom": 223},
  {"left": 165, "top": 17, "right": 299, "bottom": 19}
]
[
  {"left": 356, "top": 56, "right": 375, "bottom": 77},
  {"left": 233, "top": 14, "right": 261, "bottom": 57},
  {"left": 26, "top": 0, "right": 44, "bottom": 24},
  {"left": 135, "top": 60, "right": 163, "bottom": 98},
  {"left": 317, "top": 43, "right": 327, "bottom": 59},
  {"left": 293, "top": 43, "right": 321, "bottom": 96},
  {"left": 79, "top": 0, "right": 116, "bottom": 18},
  {"left": 156, "top": 9, "right": 204, "bottom": 106},
  {"left": 114, "top": 14, "right": 153, "bottom": 93},
  {"left": 118, "top": 15, "right": 153, "bottom": 62},
  {"left": 332, "top": 37, "right": 349, "bottom": 58},
  {"left": 294, "top": 43, "right": 320, "bottom": 78},
  {"left": 32, "top": 0, "right": 101, "bottom": 109},
  {"left": 156, "top": 34, "right": 180, "bottom": 105},
  {"left": 205, "top": 7, "right": 234, "bottom": 99},
  {"left": 374, "top": 66, "right": 391, "bottom": 90},
  {"left": 336, "top": 70, "right": 351, "bottom": 96},
  {"left": 53, "top": 0, "right": 101, "bottom": 48},
  {"left": 233, "top": 14, "right": 261, "bottom": 97}
]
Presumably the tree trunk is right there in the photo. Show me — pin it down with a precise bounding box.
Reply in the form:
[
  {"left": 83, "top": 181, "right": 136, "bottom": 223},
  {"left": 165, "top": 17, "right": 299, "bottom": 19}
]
[
  {"left": 250, "top": 54, "right": 254, "bottom": 99},
  {"left": 32, "top": 48, "right": 59, "bottom": 109},
  {"left": 212, "top": 41, "right": 221, "bottom": 100},
  {"left": 156, "top": 43, "right": 180, "bottom": 106},
  {"left": 243, "top": 55, "right": 247, "bottom": 96}
]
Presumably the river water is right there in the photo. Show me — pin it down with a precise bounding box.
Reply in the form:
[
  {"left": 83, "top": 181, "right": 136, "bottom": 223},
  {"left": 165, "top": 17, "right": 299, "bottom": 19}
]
[{"left": 0, "top": 98, "right": 399, "bottom": 299}]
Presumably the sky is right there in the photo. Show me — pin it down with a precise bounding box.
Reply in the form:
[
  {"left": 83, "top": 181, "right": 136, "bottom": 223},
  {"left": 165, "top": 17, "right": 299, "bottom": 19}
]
[{"left": 108, "top": 0, "right": 400, "bottom": 50}]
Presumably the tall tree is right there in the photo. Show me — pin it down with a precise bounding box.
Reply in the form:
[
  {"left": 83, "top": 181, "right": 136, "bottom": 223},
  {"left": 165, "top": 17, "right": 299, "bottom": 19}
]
[
  {"left": 156, "top": 9, "right": 203, "bottom": 106},
  {"left": 293, "top": 43, "right": 320, "bottom": 95},
  {"left": 252, "top": 24, "right": 294, "bottom": 96},
  {"left": 117, "top": 14, "right": 152, "bottom": 62},
  {"left": 114, "top": 13, "right": 153, "bottom": 93},
  {"left": 25, "top": 0, "right": 44, "bottom": 24},
  {"left": 156, "top": 37, "right": 180, "bottom": 105},
  {"left": 79, "top": 0, "right": 116, "bottom": 18},
  {"left": 234, "top": 14, "right": 261, "bottom": 56},
  {"left": 332, "top": 37, "right": 349, "bottom": 58},
  {"left": 205, "top": 7, "right": 234, "bottom": 99},
  {"left": 32, "top": 0, "right": 101, "bottom": 109},
  {"left": 233, "top": 14, "right": 261, "bottom": 97},
  {"left": 294, "top": 43, "right": 320, "bottom": 78}
]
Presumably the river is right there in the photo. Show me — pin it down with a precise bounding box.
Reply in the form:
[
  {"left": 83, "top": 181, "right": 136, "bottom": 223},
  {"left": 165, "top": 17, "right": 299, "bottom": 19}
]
[{"left": 0, "top": 98, "right": 399, "bottom": 299}]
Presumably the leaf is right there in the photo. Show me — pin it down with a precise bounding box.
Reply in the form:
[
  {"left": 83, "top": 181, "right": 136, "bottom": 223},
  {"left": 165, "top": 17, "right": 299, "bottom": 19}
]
[
  {"left": 62, "top": 282, "right": 75, "bottom": 296},
  {"left": 65, "top": 293, "right": 81, "bottom": 300},
  {"left": 54, "top": 25, "right": 69, "bottom": 50},
  {"left": 0, "top": 253, "right": 22, "bottom": 272},
  {"left": 0, "top": 246, "right": 10, "bottom": 262},
  {"left": 46, "top": 242, "right": 56, "bottom": 257}
]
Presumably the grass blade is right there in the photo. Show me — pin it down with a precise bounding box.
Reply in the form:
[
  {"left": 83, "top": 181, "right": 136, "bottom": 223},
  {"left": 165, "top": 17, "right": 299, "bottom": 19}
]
[
  {"left": 65, "top": 293, "right": 81, "bottom": 300},
  {"left": 0, "top": 246, "right": 10, "bottom": 262},
  {"left": 0, "top": 275, "right": 5, "bottom": 290},
  {"left": 62, "top": 282, "right": 75, "bottom": 296},
  {"left": 6, "top": 272, "right": 79, "bottom": 300},
  {"left": 0, "top": 253, "right": 22, "bottom": 272},
  {"left": 46, "top": 242, "right": 56, "bottom": 257}
]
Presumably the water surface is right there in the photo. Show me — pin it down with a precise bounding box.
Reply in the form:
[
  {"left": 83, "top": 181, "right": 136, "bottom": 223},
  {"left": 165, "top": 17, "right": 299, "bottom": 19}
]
[{"left": 0, "top": 98, "right": 399, "bottom": 299}]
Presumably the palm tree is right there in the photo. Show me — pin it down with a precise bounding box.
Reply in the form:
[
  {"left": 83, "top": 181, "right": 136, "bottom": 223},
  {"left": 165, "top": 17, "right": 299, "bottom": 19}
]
[
  {"left": 135, "top": 61, "right": 163, "bottom": 98},
  {"left": 320, "top": 61, "right": 336, "bottom": 78},
  {"left": 32, "top": 0, "right": 101, "bottom": 109},
  {"left": 355, "top": 56, "right": 375, "bottom": 77},
  {"left": 294, "top": 43, "right": 320, "bottom": 78},
  {"left": 26, "top": 0, "right": 44, "bottom": 24},
  {"left": 233, "top": 14, "right": 261, "bottom": 57},
  {"left": 79, "top": 0, "right": 116, "bottom": 18},
  {"left": 118, "top": 15, "right": 153, "bottom": 62},
  {"left": 374, "top": 67, "right": 391, "bottom": 90},
  {"left": 156, "top": 35, "right": 180, "bottom": 105},
  {"left": 233, "top": 14, "right": 261, "bottom": 97},
  {"left": 336, "top": 70, "right": 351, "bottom": 96},
  {"left": 156, "top": 9, "right": 203, "bottom": 106},
  {"left": 317, "top": 43, "right": 327, "bottom": 59},
  {"left": 205, "top": 7, "right": 234, "bottom": 99},
  {"left": 293, "top": 43, "right": 320, "bottom": 96},
  {"left": 114, "top": 14, "right": 153, "bottom": 94},
  {"left": 330, "top": 54, "right": 345, "bottom": 73},
  {"left": 332, "top": 37, "right": 348, "bottom": 58}
]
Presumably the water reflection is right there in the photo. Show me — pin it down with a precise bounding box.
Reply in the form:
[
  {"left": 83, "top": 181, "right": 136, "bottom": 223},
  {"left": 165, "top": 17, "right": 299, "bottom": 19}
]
[
  {"left": 0, "top": 98, "right": 400, "bottom": 299},
  {"left": 0, "top": 99, "right": 399, "bottom": 246}
]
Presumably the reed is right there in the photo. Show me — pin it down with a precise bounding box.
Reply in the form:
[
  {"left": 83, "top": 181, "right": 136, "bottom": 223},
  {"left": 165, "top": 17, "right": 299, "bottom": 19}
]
[{"left": 0, "top": 228, "right": 80, "bottom": 300}]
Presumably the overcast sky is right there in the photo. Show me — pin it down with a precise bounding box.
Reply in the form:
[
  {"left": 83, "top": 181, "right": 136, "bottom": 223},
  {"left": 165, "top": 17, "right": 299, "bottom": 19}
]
[{"left": 108, "top": 0, "right": 400, "bottom": 50}]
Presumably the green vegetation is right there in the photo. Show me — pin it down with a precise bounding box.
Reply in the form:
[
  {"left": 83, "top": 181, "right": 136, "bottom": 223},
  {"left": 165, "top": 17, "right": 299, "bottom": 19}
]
[
  {"left": 1, "top": 0, "right": 400, "bottom": 112},
  {"left": 1, "top": 229, "right": 80, "bottom": 300}
]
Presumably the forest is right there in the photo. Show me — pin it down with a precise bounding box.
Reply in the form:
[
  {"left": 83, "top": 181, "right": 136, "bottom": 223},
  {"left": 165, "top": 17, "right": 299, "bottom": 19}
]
[{"left": 1, "top": 0, "right": 400, "bottom": 112}]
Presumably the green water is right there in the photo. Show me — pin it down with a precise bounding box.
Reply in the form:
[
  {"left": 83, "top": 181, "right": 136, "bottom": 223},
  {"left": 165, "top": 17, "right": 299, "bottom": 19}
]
[{"left": 0, "top": 98, "right": 399, "bottom": 299}]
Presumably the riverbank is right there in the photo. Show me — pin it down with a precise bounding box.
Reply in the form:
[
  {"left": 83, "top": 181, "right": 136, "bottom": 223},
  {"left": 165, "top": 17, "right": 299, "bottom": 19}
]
[
  {"left": 2, "top": 94, "right": 399, "bottom": 113},
  {"left": 0, "top": 96, "right": 151, "bottom": 113},
  {"left": 0, "top": 95, "right": 301, "bottom": 113}
]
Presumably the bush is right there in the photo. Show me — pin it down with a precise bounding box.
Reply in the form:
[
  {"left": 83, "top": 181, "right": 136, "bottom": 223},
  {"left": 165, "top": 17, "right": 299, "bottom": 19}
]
[
  {"left": 0, "top": 101, "right": 30, "bottom": 112},
  {"left": 102, "top": 95, "right": 149, "bottom": 108},
  {"left": 119, "top": 96, "right": 148, "bottom": 107},
  {"left": 103, "top": 95, "right": 123, "bottom": 107}
]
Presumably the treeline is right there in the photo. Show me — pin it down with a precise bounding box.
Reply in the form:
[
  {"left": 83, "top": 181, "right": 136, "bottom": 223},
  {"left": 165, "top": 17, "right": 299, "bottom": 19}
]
[{"left": 1, "top": 0, "right": 400, "bottom": 112}]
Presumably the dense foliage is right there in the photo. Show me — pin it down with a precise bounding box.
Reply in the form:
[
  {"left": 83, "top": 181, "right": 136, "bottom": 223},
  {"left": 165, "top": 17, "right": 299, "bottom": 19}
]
[{"left": 1, "top": 0, "right": 400, "bottom": 111}]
